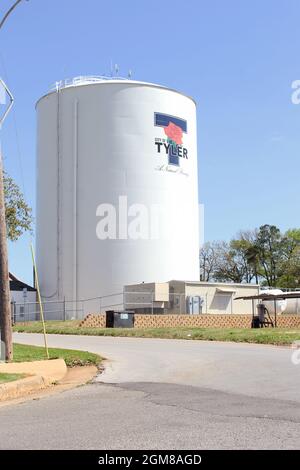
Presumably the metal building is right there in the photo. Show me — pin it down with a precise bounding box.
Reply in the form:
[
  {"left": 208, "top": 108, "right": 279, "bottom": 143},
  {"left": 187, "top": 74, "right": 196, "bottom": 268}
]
[
  {"left": 36, "top": 77, "right": 199, "bottom": 306},
  {"left": 124, "top": 280, "right": 260, "bottom": 315}
]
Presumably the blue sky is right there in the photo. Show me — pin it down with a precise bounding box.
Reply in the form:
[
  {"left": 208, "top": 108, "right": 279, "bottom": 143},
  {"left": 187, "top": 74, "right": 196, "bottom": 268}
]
[{"left": 0, "top": 0, "right": 300, "bottom": 284}]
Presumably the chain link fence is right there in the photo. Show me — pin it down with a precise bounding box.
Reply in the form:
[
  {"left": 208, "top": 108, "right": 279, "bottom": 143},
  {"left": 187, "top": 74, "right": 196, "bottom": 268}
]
[
  {"left": 11, "top": 293, "right": 123, "bottom": 323},
  {"left": 11, "top": 290, "right": 273, "bottom": 322}
]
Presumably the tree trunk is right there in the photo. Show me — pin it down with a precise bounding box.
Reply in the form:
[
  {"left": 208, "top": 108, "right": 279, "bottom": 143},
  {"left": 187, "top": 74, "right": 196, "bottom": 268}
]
[{"left": 0, "top": 154, "right": 12, "bottom": 361}]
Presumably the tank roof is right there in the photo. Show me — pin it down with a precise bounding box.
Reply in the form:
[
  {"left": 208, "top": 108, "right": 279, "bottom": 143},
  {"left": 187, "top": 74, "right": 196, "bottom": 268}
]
[{"left": 36, "top": 76, "right": 196, "bottom": 107}]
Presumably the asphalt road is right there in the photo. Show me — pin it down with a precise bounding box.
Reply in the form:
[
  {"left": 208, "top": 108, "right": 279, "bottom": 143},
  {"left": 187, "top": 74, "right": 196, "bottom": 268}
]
[{"left": 0, "top": 333, "right": 299, "bottom": 449}]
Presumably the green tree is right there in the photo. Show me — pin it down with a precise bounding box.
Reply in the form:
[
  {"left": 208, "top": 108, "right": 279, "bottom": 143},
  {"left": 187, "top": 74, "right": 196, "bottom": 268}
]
[
  {"left": 199, "top": 226, "right": 300, "bottom": 287},
  {"left": 213, "top": 240, "right": 253, "bottom": 283},
  {"left": 233, "top": 230, "right": 262, "bottom": 284},
  {"left": 3, "top": 172, "right": 33, "bottom": 241},
  {"left": 199, "top": 242, "right": 222, "bottom": 281},
  {"left": 253, "top": 225, "right": 284, "bottom": 286},
  {"left": 277, "top": 229, "right": 300, "bottom": 288}
]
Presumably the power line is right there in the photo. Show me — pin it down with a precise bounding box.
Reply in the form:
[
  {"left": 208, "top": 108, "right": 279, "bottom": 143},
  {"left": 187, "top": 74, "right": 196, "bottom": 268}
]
[
  {"left": 0, "top": 0, "right": 29, "bottom": 361},
  {"left": 0, "top": 0, "right": 25, "bottom": 31},
  {"left": 0, "top": 52, "right": 27, "bottom": 202}
]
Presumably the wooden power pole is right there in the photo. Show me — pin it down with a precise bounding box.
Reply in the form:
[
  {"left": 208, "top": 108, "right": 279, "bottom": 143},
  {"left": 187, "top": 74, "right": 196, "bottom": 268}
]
[
  {"left": 0, "top": 150, "right": 12, "bottom": 360},
  {"left": 0, "top": 78, "right": 14, "bottom": 361}
]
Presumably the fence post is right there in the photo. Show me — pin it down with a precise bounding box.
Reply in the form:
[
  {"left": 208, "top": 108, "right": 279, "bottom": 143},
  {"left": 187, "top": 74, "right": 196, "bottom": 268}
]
[
  {"left": 63, "top": 297, "right": 66, "bottom": 321},
  {"left": 10, "top": 301, "right": 15, "bottom": 325}
]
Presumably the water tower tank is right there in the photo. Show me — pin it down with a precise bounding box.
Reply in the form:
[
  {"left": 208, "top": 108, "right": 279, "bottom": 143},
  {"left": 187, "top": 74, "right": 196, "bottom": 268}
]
[
  {"left": 36, "top": 77, "right": 199, "bottom": 306},
  {"left": 261, "top": 289, "right": 287, "bottom": 314}
]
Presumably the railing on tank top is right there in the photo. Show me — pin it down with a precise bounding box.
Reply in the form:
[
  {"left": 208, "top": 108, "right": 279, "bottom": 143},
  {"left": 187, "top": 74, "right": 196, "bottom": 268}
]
[{"left": 50, "top": 75, "right": 130, "bottom": 92}]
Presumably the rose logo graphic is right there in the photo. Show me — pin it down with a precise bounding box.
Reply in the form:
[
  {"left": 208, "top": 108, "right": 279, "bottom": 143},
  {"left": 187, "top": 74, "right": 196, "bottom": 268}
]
[
  {"left": 154, "top": 113, "right": 188, "bottom": 167},
  {"left": 164, "top": 121, "right": 183, "bottom": 145}
]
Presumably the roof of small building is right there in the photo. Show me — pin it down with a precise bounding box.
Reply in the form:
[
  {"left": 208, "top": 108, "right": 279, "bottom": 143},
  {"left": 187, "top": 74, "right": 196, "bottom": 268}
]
[
  {"left": 9, "top": 273, "right": 36, "bottom": 292},
  {"left": 169, "top": 280, "right": 260, "bottom": 288}
]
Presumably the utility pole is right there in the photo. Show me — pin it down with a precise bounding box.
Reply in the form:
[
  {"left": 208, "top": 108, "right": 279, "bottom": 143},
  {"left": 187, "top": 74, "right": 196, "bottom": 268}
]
[
  {"left": 0, "top": 121, "right": 12, "bottom": 360},
  {"left": 0, "top": 0, "right": 28, "bottom": 360}
]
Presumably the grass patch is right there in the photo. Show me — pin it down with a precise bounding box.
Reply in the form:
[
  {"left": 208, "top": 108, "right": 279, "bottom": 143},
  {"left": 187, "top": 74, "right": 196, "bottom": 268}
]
[
  {"left": 0, "top": 373, "right": 26, "bottom": 384},
  {"left": 13, "top": 320, "right": 300, "bottom": 346},
  {"left": 12, "top": 343, "right": 102, "bottom": 368}
]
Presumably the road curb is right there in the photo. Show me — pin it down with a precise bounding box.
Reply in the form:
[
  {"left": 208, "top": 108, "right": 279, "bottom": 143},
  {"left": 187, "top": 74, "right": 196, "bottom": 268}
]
[
  {"left": 0, "top": 359, "right": 67, "bottom": 402},
  {"left": 0, "top": 364, "right": 99, "bottom": 406},
  {"left": 0, "top": 358, "right": 67, "bottom": 384},
  {"left": 0, "top": 375, "right": 47, "bottom": 401}
]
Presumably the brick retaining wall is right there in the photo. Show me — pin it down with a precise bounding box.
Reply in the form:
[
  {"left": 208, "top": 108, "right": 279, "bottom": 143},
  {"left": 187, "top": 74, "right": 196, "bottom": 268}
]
[
  {"left": 79, "top": 313, "right": 300, "bottom": 329},
  {"left": 80, "top": 314, "right": 106, "bottom": 328},
  {"left": 134, "top": 314, "right": 252, "bottom": 328}
]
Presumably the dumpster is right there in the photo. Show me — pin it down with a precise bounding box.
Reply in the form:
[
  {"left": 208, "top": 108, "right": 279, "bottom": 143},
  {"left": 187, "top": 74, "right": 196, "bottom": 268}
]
[{"left": 106, "top": 310, "right": 135, "bottom": 328}]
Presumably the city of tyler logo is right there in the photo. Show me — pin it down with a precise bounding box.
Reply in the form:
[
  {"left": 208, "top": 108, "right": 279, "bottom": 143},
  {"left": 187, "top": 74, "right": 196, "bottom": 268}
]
[{"left": 154, "top": 113, "right": 188, "bottom": 166}]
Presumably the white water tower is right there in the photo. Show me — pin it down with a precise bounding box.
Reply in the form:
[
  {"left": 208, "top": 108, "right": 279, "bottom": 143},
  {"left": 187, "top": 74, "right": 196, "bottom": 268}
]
[{"left": 36, "top": 77, "right": 200, "bottom": 305}]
